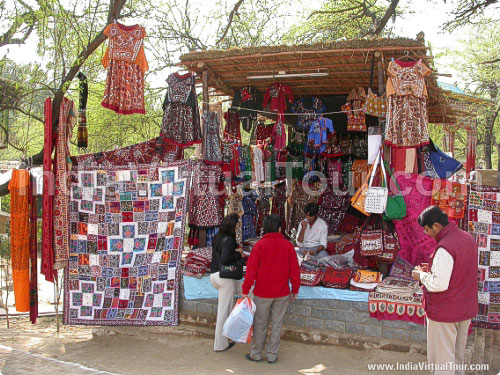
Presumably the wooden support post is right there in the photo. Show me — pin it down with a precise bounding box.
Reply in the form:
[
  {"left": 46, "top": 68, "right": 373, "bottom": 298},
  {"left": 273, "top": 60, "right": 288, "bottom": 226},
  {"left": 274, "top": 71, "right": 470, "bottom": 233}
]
[{"left": 195, "top": 69, "right": 209, "bottom": 158}]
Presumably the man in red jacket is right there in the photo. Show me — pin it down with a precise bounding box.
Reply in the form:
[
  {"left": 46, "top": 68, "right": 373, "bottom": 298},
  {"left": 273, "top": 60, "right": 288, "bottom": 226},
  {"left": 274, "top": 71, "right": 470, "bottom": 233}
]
[
  {"left": 242, "top": 214, "right": 300, "bottom": 364},
  {"left": 412, "top": 206, "right": 478, "bottom": 375}
]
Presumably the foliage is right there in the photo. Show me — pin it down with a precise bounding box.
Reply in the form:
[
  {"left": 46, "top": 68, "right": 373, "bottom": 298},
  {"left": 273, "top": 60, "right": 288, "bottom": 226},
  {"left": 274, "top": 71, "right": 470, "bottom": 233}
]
[
  {"left": 447, "top": 19, "right": 500, "bottom": 169},
  {"left": 283, "top": 0, "right": 402, "bottom": 44}
]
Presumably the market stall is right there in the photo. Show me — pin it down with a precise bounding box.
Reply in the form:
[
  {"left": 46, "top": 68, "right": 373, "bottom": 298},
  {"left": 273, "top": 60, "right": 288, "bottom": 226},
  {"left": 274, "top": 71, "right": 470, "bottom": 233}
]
[{"left": 175, "top": 37, "right": 472, "bottom": 335}]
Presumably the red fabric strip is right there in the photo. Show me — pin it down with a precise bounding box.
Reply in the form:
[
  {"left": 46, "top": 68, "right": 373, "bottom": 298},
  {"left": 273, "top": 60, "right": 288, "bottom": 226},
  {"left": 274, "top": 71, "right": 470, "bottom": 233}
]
[{"left": 41, "top": 97, "right": 56, "bottom": 282}]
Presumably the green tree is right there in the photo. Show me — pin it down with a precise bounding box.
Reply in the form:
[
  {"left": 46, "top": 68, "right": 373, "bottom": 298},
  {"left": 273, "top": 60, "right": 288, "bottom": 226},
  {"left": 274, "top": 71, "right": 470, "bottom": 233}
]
[{"left": 448, "top": 19, "right": 500, "bottom": 172}]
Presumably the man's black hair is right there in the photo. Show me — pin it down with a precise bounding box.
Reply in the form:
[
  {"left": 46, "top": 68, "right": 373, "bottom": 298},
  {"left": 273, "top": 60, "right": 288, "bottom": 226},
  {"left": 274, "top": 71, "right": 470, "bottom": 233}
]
[
  {"left": 263, "top": 214, "right": 282, "bottom": 234},
  {"left": 303, "top": 202, "right": 319, "bottom": 216},
  {"left": 417, "top": 206, "right": 449, "bottom": 228}
]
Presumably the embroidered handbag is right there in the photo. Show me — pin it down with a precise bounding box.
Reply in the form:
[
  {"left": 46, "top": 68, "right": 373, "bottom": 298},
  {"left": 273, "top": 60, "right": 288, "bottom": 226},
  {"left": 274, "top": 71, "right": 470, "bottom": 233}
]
[
  {"left": 360, "top": 229, "right": 384, "bottom": 256},
  {"left": 364, "top": 150, "right": 388, "bottom": 214},
  {"left": 300, "top": 269, "right": 323, "bottom": 286},
  {"left": 353, "top": 269, "right": 382, "bottom": 283},
  {"left": 375, "top": 222, "right": 400, "bottom": 263},
  {"left": 321, "top": 267, "right": 353, "bottom": 289},
  {"left": 383, "top": 162, "right": 407, "bottom": 220},
  {"left": 364, "top": 88, "right": 386, "bottom": 118},
  {"left": 359, "top": 215, "right": 384, "bottom": 256},
  {"left": 351, "top": 162, "right": 374, "bottom": 216}
]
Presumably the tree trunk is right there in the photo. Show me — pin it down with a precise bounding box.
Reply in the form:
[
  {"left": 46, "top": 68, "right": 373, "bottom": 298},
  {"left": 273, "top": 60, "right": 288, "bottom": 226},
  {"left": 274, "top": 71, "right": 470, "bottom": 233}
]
[{"left": 485, "top": 130, "right": 492, "bottom": 169}]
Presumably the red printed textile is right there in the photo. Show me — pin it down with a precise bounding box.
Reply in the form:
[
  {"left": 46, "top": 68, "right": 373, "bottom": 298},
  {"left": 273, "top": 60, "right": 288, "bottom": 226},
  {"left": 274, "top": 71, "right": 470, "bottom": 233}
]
[
  {"left": 74, "top": 138, "right": 178, "bottom": 169},
  {"left": 393, "top": 174, "right": 436, "bottom": 266},
  {"left": 54, "top": 98, "right": 77, "bottom": 269},
  {"left": 42, "top": 98, "right": 56, "bottom": 282},
  {"left": 321, "top": 268, "right": 352, "bottom": 289},
  {"left": 430, "top": 179, "right": 466, "bottom": 219}
]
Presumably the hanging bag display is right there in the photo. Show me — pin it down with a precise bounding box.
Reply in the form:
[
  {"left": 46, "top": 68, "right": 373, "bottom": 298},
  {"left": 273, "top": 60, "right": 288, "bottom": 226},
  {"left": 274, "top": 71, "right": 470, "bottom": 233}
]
[
  {"left": 382, "top": 162, "right": 407, "bottom": 220},
  {"left": 218, "top": 236, "right": 244, "bottom": 280},
  {"left": 351, "top": 161, "right": 374, "bottom": 216},
  {"left": 364, "top": 150, "right": 388, "bottom": 214}
]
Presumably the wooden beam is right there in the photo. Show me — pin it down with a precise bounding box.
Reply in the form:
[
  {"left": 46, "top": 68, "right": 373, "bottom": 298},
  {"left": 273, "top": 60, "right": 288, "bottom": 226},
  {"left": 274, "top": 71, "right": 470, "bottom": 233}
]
[{"left": 194, "top": 62, "right": 234, "bottom": 97}]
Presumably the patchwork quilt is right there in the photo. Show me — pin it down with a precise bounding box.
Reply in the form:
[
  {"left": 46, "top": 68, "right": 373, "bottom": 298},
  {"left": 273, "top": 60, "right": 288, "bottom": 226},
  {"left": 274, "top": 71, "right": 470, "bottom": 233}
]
[
  {"left": 63, "top": 161, "right": 191, "bottom": 326},
  {"left": 464, "top": 184, "right": 500, "bottom": 330}
]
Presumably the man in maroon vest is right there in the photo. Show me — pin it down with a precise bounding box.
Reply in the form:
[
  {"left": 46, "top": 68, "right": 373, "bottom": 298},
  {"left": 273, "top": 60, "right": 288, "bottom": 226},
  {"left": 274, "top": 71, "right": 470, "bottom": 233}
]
[{"left": 412, "top": 206, "right": 478, "bottom": 375}]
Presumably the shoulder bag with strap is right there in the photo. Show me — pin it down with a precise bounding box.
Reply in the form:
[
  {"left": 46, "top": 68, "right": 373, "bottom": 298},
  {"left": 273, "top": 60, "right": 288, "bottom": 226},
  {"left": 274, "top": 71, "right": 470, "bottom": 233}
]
[
  {"left": 218, "top": 236, "right": 244, "bottom": 280},
  {"left": 382, "top": 162, "right": 406, "bottom": 220},
  {"left": 364, "top": 149, "right": 388, "bottom": 214}
]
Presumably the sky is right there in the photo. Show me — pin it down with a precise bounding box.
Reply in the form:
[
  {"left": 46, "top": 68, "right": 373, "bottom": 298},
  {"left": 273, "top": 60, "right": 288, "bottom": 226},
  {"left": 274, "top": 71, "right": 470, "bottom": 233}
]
[{"left": 3, "top": 0, "right": 474, "bottom": 88}]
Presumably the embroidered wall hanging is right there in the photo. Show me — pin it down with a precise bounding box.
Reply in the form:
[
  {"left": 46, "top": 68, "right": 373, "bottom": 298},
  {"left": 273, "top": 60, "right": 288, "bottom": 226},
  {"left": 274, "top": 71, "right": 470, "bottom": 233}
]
[
  {"left": 464, "top": 184, "right": 500, "bottom": 330},
  {"left": 63, "top": 160, "right": 192, "bottom": 326}
]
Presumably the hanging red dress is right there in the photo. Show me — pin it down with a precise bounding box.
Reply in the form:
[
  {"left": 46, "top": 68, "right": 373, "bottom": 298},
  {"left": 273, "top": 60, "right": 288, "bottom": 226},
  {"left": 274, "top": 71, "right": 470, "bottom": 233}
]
[{"left": 101, "top": 22, "right": 148, "bottom": 115}]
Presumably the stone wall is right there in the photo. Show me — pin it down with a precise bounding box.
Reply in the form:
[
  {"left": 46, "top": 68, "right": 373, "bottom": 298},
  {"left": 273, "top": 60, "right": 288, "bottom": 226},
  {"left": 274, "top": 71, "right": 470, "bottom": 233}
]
[{"left": 178, "top": 279, "right": 426, "bottom": 343}]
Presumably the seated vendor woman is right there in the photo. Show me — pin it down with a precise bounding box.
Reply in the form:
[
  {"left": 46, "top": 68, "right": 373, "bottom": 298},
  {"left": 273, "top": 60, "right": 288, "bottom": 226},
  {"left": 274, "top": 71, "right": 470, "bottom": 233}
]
[{"left": 295, "top": 203, "right": 328, "bottom": 258}]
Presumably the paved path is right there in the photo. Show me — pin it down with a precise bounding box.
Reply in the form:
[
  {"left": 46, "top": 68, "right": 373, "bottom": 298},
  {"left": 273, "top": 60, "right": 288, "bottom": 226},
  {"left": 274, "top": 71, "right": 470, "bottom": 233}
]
[{"left": 0, "top": 317, "right": 428, "bottom": 375}]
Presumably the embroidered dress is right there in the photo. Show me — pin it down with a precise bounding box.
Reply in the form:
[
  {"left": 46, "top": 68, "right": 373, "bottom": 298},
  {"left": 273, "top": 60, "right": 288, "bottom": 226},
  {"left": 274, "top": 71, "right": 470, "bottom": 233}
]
[
  {"left": 385, "top": 59, "right": 432, "bottom": 147},
  {"left": 306, "top": 117, "right": 334, "bottom": 155},
  {"left": 101, "top": 23, "right": 148, "bottom": 115},
  {"left": 241, "top": 189, "right": 258, "bottom": 241},
  {"left": 287, "top": 142, "right": 304, "bottom": 180},
  {"left": 255, "top": 122, "right": 274, "bottom": 142},
  {"left": 161, "top": 72, "right": 202, "bottom": 147},
  {"left": 290, "top": 97, "right": 325, "bottom": 133},
  {"left": 223, "top": 109, "right": 241, "bottom": 141},
  {"left": 318, "top": 186, "right": 349, "bottom": 235},
  {"left": 9, "top": 170, "right": 30, "bottom": 312},
  {"left": 271, "top": 181, "right": 287, "bottom": 233},
  {"left": 288, "top": 181, "right": 312, "bottom": 233},
  {"left": 189, "top": 162, "right": 224, "bottom": 229},
  {"left": 263, "top": 83, "right": 294, "bottom": 113},
  {"left": 342, "top": 101, "right": 366, "bottom": 132},
  {"left": 202, "top": 112, "right": 222, "bottom": 165},
  {"left": 231, "top": 86, "right": 263, "bottom": 132},
  {"left": 252, "top": 146, "right": 265, "bottom": 183},
  {"left": 272, "top": 114, "right": 286, "bottom": 151}
]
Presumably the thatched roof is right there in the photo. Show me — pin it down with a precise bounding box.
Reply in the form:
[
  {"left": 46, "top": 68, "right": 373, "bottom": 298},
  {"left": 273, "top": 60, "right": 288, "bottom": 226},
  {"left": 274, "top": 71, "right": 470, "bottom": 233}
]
[{"left": 180, "top": 37, "right": 459, "bottom": 124}]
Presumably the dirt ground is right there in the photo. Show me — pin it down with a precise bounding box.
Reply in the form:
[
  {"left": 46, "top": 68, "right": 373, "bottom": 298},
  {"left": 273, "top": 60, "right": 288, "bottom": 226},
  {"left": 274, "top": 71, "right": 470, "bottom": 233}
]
[{"left": 0, "top": 316, "right": 429, "bottom": 375}]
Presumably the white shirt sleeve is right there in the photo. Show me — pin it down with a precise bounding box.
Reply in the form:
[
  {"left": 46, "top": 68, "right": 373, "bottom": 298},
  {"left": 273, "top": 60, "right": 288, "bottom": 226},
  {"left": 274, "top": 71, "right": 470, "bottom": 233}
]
[
  {"left": 296, "top": 222, "right": 304, "bottom": 246},
  {"left": 319, "top": 221, "right": 328, "bottom": 249},
  {"left": 419, "top": 247, "right": 454, "bottom": 292}
]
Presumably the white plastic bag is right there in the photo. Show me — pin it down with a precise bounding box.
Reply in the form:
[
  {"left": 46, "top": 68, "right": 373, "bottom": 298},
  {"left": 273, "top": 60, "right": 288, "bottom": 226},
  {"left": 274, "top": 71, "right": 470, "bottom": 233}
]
[{"left": 222, "top": 297, "right": 256, "bottom": 343}]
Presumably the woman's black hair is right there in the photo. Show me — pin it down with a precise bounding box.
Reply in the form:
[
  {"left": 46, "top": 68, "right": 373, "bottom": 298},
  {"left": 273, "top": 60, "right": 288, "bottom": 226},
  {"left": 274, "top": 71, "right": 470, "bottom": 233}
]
[
  {"left": 217, "top": 213, "right": 239, "bottom": 239},
  {"left": 417, "top": 206, "right": 449, "bottom": 228},
  {"left": 263, "top": 214, "right": 282, "bottom": 234}
]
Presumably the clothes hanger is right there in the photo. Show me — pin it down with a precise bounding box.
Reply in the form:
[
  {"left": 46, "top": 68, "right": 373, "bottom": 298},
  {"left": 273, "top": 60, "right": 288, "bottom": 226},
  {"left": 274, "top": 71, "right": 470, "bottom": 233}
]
[{"left": 394, "top": 50, "right": 418, "bottom": 62}]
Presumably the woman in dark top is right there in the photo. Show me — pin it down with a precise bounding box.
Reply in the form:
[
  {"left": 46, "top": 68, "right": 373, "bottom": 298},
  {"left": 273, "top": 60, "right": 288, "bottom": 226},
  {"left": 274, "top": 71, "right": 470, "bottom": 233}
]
[{"left": 209, "top": 213, "right": 243, "bottom": 352}]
